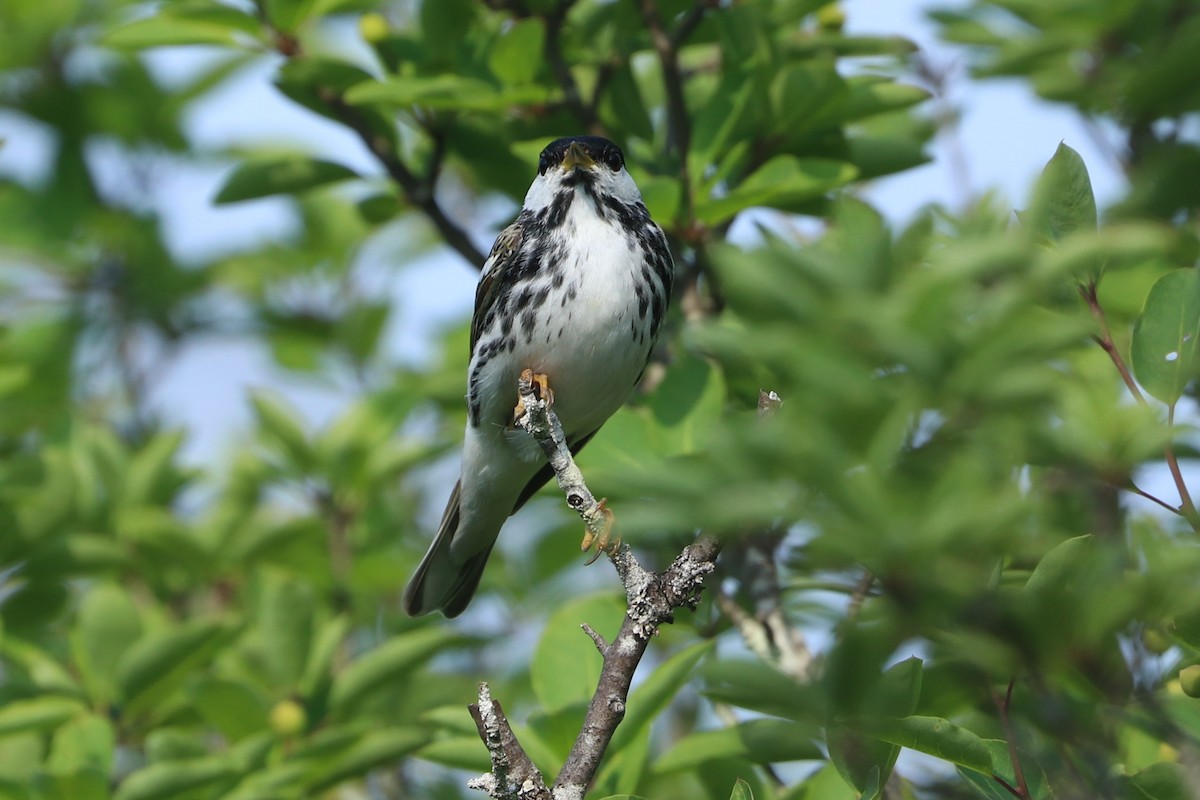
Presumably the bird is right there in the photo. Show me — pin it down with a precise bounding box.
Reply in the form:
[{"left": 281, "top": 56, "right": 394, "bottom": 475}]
[{"left": 402, "top": 135, "right": 674, "bottom": 617}]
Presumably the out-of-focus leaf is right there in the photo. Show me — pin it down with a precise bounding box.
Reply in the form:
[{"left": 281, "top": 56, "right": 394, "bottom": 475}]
[
  {"left": 45, "top": 713, "right": 114, "bottom": 775},
  {"left": 116, "top": 619, "right": 236, "bottom": 716},
  {"left": 489, "top": 18, "right": 545, "bottom": 85},
  {"left": 696, "top": 157, "right": 858, "bottom": 225},
  {"left": 1029, "top": 142, "right": 1097, "bottom": 243},
  {"left": 344, "top": 76, "right": 551, "bottom": 111},
  {"left": 258, "top": 569, "right": 314, "bottom": 687},
  {"left": 329, "top": 629, "right": 461, "bottom": 718},
  {"left": 71, "top": 582, "right": 142, "bottom": 705},
  {"left": 249, "top": 392, "right": 314, "bottom": 469},
  {"left": 1023, "top": 534, "right": 1095, "bottom": 596},
  {"left": 1121, "top": 762, "right": 1191, "bottom": 800},
  {"left": 215, "top": 157, "right": 359, "bottom": 204},
  {"left": 191, "top": 679, "right": 269, "bottom": 742},
  {"left": 957, "top": 739, "right": 1053, "bottom": 800},
  {"left": 415, "top": 736, "right": 490, "bottom": 771},
  {"left": 104, "top": 14, "right": 254, "bottom": 49},
  {"left": 609, "top": 640, "right": 714, "bottom": 752},
  {"left": 0, "top": 697, "right": 84, "bottom": 738},
  {"left": 857, "top": 715, "right": 991, "bottom": 772},
  {"left": 1131, "top": 269, "right": 1200, "bottom": 405},
  {"left": 655, "top": 719, "right": 823, "bottom": 772},
  {"left": 113, "top": 757, "right": 240, "bottom": 800},
  {"left": 532, "top": 593, "right": 625, "bottom": 713},
  {"left": 305, "top": 728, "right": 429, "bottom": 792},
  {"left": 828, "top": 657, "right": 922, "bottom": 798}
]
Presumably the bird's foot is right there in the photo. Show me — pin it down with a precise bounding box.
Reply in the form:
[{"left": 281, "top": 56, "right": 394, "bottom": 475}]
[
  {"left": 581, "top": 499, "right": 619, "bottom": 565},
  {"left": 513, "top": 369, "right": 554, "bottom": 423}
]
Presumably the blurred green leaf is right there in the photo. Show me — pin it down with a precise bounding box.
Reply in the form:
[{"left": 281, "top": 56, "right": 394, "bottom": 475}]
[
  {"left": 1029, "top": 142, "right": 1097, "bottom": 243},
  {"left": 655, "top": 718, "right": 823, "bottom": 772},
  {"left": 1131, "top": 269, "right": 1200, "bottom": 405},
  {"left": 71, "top": 582, "right": 142, "bottom": 705},
  {"left": 858, "top": 715, "right": 991, "bottom": 773},
  {"left": 0, "top": 697, "right": 84, "bottom": 738},
  {"left": 113, "top": 756, "right": 240, "bottom": 800},
  {"left": 532, "top": 593, "right": 625, "bottom": 713},
  {"left": 116, "top": 619, "right": 236, "bottom": 717},
  {"left": 696, "top": 157, "right": 858, "bottom": 225},
  {"left": 329, "top": 629, "right": 461, "bottom": 719},
  {"left": 215, "top": 157, "right": 359, "bottom": 204},
  {"left": 489, "top": 19, "right": 545, "bottom": 85},
  {"left": 730, "top": 778, "right": 754, "bottom": 800}
]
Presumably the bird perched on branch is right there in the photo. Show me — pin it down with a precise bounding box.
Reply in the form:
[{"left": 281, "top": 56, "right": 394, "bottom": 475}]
[{"left": 403, "top": 136, "right": 674, "bottom": 617}]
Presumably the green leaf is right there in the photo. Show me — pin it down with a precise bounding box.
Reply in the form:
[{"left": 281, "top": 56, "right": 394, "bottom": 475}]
[
  {"left": 71, "top": 582, "right": 142, "bottom": 705},
  {"left": 344, "top": 75, "right": 551, "bottom": 112},
  {"left": 113, "top": 757, "right": 239, "bottom": 800},
  {"left": 116, "top": 618, "right": 235, "bottom": 716},
  {"left": 0, "top": 697, "right": 84, "bottom": 738},
  {"left": 1029, "top": 142, "right": 1097, "bottom": 242},
  {"left": 532, "top": 593, "right": 625, "bottom": 712},
  {"left": 730, "top": 778, "right": 754, "bottom": 800},
  {"left": 1131, "top": 269, "right": 1200, "bottom": 405},
  {"left": 957, "top": 739, "right": 1053, "bottom": 800},
  {"left": 703, "top": 659, "right": 820, "bottom": 721},
  {"left": 1023, "top": 534, "right": 1094, "bottom": 596},
  {"left": 648, "top": 356, "right": 726, "bottom": 457},
  {"left": 828, "top": 657, "right": 923, "bottom": 797},
  {"left": 249, "top": 391, "right": 314, "bottom": 469},
  {"left": 305, "top": 728, "right": 429, "bottom": 792},
  {"left": 298, "top": 615, "right": 349, "bottom": 698},
  {"left": 1122, "top": 762, "right": 1191, "bottom": 800},
  {"left": 191, "top": 678, "right": 269, "bottom": 742},
  {"left": 46, "top": 713, "right": 114, "bottom": 775},
  {"left": 258, "top": 569, "right": 315, "bottom": 687},
  {"left": 488, "top": 18, "right": 545, "bottom": 85},
  {"left": 103, "top": 16, "right": 251, "bottom": 49},
  {"left": 610, "top": 640, "right": 714, "bottom": 752},
  {"left": 695, "top": 157, "right": 858, "bottom": 226},
  {"left": 859, "top": 716, "right": 992, "bottom": 773},
  {"left": 329, "top": 629, "right": 460, "bottom": 718},
  {"left": 215, "top": 157, "right": 359, "bottom": 204},
  {"left": 416, "top": 736, "right": 490, "bottom": 771},
  {"left": 655, "top": 719, "right": 823, "bottom": 772}
]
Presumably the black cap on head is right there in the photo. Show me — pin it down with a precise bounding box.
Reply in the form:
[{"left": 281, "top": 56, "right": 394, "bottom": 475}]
[{"left": 538, "top": 136, "right": 625, "bottom": 175}]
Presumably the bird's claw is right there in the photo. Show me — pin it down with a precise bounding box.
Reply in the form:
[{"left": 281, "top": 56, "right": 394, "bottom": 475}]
[
  {"left": 581, "top": 499, "right": 618, "bottom": 564},
  {"left": 513, "top": 369, "right": 554, "bottom": 423}
]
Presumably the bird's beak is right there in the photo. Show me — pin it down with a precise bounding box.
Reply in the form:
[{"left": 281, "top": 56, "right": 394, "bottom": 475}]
[{"left": 560, "top": 141, "right": 596, "bottom": 171}]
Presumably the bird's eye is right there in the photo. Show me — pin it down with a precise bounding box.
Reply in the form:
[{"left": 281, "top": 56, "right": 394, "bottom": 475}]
[
  {"left": 538, "top": 153, "right": 551, "bottom": 175},
  {"left": 602, "top": 149, "right": 623, "bottom": 172}
]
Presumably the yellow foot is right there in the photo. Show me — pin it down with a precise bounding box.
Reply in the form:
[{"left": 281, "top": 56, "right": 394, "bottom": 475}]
[
  {"left": 513, "top": 369, "right": 555, "bottom": 423},
  {"left": 581, "top": 499, "right": 619, "bottom": 565}
]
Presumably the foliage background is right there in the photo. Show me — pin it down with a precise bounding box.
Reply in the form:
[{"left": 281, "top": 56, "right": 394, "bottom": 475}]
[{"left": 3, "top": 1, "right": 1200, "bottom": 799}]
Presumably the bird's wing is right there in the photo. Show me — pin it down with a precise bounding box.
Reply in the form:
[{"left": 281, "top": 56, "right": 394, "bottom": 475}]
[{"left": 470, "top": 220, "right": 524, "bottom": 356}]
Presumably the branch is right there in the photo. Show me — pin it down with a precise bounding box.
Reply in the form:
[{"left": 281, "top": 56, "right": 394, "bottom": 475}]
[
  {"left": 317, "top": 91, "right": 487, "bottom": 269},
  {"left": 514, "top": 370, "right": 613, "bottom": 547},
  {"left": 466, "top": 372, "right": 721, "bottom": 798},
  {"left": 467, "top": 684, "right": 550, "bottom": 799},
  {"left": 1079, "top": 281, "right": 1199, "bottom": 526}
]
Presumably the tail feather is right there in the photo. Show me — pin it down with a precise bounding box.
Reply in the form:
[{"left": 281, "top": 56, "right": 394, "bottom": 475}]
[{"left": 402, "top": 481, "right": 488, "bottom": 617}]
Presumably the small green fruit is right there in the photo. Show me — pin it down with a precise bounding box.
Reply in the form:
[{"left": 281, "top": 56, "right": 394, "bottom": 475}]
[
  {"left": 1179, "top": 665, "right": 1200, "bottom": 698},
  {"left": 359, "top": 13, "right": 390, "bottom": 43},
  {"left": 270, "top": 699, "right": 307, "bottom": 737},
  {"left": 1143, "top": 629, "right": 1172, "bottom": 654}
]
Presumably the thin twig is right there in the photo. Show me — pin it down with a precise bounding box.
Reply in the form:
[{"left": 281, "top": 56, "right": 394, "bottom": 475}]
[
  {"left": 1079, "top": 282, "right": 1198, "bottom": 525},
  {"left": 635, "top": 0, "right": 698, "bottom": 224},
  {"left": 318, "top": 91, "right": 486, "bottom": 268},
  {"left": 992, "top": 679, "right": 1030, "bottom": 799}
]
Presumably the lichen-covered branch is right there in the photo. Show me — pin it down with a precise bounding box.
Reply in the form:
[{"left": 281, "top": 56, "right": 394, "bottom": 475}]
[
  {"left": 467, "top": 684, "right": 549, "bottom": 800},
  {"left": 467, "top": 374, "right": 721, "bottom": 799}
]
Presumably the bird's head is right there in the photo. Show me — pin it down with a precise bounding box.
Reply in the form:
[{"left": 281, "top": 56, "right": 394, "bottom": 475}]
[{"left": 523, "top": 136, "right": 643, "bottom": 211}]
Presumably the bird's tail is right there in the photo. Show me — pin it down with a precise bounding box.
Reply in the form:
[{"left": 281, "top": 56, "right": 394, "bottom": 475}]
[{"left": 402, "top": 481, "right": 496, "bottom": 618}]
